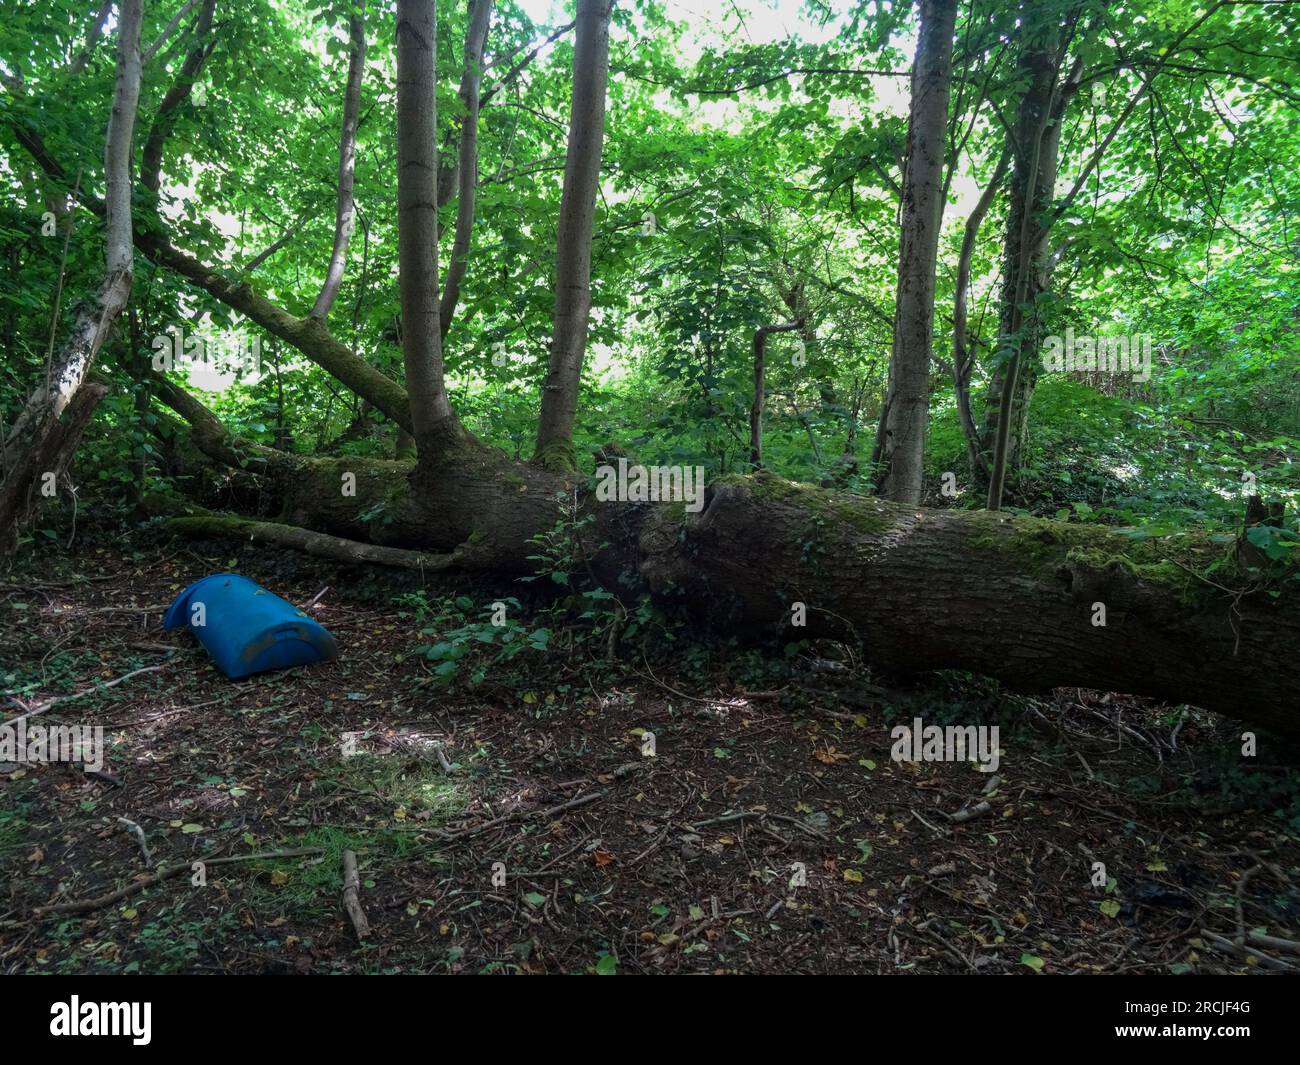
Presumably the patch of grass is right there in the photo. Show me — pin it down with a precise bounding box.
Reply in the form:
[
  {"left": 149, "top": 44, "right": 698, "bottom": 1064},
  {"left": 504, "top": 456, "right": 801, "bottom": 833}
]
[
  {"left": 326, "top": 750, "right": 467, "bottom": 818},
  {"left": 241, "top": 757, "right": 466, "bottom": 919}
]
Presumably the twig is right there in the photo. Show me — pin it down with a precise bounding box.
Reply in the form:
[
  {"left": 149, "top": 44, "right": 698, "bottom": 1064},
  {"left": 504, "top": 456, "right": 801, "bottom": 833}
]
[
  {"left": 691, "top": 809, "right": 828, "bottom": 840},
  {"left": 947, "top": 800, "right": 992, "bottom": 824},
  {"left": 51, "top": 603, "right": 170, "bottom": 615},
  {"left": 432, "top": 767, "right": 643, "bottom": 842},
  {"left": 1234, "top": 864, "right": 1262, "bottom": 946},
  {"left": 911, "top": 809, "right": 946, "bottom": 836},
  {"left": 117, "top": 817, "right": 153, "bottom": 867}
]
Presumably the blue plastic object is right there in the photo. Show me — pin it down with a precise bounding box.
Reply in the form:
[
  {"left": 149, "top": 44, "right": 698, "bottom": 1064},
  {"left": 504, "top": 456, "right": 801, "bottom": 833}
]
[{"left": 163, "top": 573, "right": 339, "bottom": 679}]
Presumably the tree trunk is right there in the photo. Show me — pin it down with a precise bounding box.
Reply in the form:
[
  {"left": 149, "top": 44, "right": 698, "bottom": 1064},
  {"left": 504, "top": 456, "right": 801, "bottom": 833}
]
[
  {"left": 534, "top": 0, "right": 613, "bottom": 467},
  {"left": 951, "top": 148, "right": 1009, "bottom": 481},
  {"left": 395, "top": 0, "right": 458, "bottom": 449},
  {"left": 981, "top": 15, "right": 1079, "bottom": 502},
  {"left": 140, "top": 0, "right": 218, "bottom": 195},
  {"left": 749, "top": 321, "right": 803, "bottom": 468},
  {"left": 310, "top": 0, "right": 367, "bottom": 321},
  {"left": 878, "top": 0, "right": 956, "bottom": 503},
  {"left": 983, "top": 113, "right": 1059, "bottom": 500}
]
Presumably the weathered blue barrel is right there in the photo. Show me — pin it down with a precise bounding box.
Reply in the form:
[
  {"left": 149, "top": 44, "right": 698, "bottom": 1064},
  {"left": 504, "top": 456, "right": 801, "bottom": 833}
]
[{"left": 163, "top": 573, "right": 339, "bottom": 679}]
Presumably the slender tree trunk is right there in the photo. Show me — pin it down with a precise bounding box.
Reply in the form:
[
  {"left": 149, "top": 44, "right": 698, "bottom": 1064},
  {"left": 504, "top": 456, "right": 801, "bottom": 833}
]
[
  {"left": 140, "top": 0, "right": 217, "bottom": 195},
  {"left": 127, "top": 308, "right": 153, "bottom": 513},
  {"left": 143, "top": 0, "right": 203, "bottom": 65},
  {"left": 982, "top": 5, "right": 1213, "bottom": 505},
  {"left": 981, "top": 22, "right": 1079, "bottom": 504},
  {"left": 878, "top": 0, "right": 957, "bottom": 503},
  {"left": 311, "top": 0, "right": 367, "bottom": 321},
  {"left": 439, "top": 0, "right": 493, "bottom": 340},
  {"left": 395, "top": 0, "right": 457, "bottom": 449},
  {"left": 534, "top": 0, "right": 613, "bottom": 468},
  {"left": 749, "top": 321, "right": 803, "bottom": 468},
  {"left": 67, "top": 0, "right": 115, "bottom": 77},
  {"left": 0, "top": 0, "right": 144, "bottom": 551},
  {"left": 951, "top": 148, "right": 1009, "bottom": 481}
]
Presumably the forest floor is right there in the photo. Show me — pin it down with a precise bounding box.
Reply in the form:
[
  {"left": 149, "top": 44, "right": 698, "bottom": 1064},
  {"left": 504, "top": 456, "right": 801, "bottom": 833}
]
[{"left": 2, "top": 539, "right": 1298, "bottom": 975}]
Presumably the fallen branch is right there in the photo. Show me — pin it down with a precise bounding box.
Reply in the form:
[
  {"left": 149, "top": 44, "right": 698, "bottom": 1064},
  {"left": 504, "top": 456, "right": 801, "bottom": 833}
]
[
  {"left": 691, "top": 809, "right": 829, "bottom": 840},
  {"left": 1199, "top": 928, "right": 1300, "bottom": 972},
  {"left": 341, "top": 849, "right": 370, "bottom": 942},
  {"left": 1, "top": 662, "right": 171, "bottom": 728},
  {"left": 28, "top": 846, "right": 325, "bottom": 918},
  {"left": 167, "top": 515, "right": 466, "bottom": 571},
  {"left": 50, "top": 603, "right": 169, "bottom": 615},
  {"left": 434, "top": 763, "right": 644, "bottom": 842},
  {"left": 1247, "top": 930, "right": 1300, "bottom": 956}
]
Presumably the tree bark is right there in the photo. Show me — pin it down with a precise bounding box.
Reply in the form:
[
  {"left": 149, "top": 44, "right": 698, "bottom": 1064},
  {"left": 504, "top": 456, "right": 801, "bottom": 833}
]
[
  {"left": 878, "top": 0, "right": 956, "bottom": 503},
  {"left": 143, "top": 0, "right": 203, "bottom": 65},
  {"left": 534, "top": 0, "right": 613, "bottom": 467},
  {"left": 67, "top": 0, "right": 115, "bottom": 77}
]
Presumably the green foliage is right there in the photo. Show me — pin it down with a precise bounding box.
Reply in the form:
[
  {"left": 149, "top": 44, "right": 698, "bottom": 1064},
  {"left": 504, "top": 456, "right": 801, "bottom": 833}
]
[{"left": 0, "top": 0, "right": 1295, "bottom": 555}]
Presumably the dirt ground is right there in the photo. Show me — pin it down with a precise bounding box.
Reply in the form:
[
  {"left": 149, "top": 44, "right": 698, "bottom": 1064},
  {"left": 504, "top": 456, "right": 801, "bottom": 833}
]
[{"left": 2, "top": 540, "right": 1298, "bottom": 975}]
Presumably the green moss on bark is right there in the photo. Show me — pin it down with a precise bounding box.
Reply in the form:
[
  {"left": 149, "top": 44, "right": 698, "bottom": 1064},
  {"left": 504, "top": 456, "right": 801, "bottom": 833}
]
[{"left": 533, "top": 438, "right": 578, "bottom": 473}]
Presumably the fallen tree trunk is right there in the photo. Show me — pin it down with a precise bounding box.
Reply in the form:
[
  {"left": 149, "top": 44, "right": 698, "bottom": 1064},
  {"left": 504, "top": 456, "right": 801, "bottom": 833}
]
[
  {"left": 637, "top": 475, "right": 1299, "bottom": 737},
  {"left": 163, "top": 435, "right": 1300, "bottom": 739}
]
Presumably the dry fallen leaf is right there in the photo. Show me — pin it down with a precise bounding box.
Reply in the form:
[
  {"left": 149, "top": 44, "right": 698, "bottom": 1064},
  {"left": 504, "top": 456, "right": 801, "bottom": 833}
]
[{"left": 813, "top": 745, "right": 850, "bottom": 764}]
